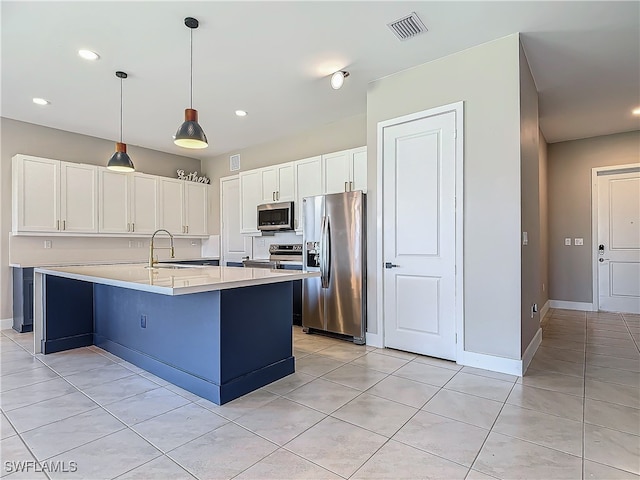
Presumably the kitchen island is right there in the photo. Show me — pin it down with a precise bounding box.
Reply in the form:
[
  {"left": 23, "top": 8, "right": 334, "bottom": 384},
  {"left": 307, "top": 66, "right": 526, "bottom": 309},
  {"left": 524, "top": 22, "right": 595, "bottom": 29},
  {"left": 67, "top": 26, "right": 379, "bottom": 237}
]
[{"left": 33, "top": 263, "right": 319, "bottom": 404}]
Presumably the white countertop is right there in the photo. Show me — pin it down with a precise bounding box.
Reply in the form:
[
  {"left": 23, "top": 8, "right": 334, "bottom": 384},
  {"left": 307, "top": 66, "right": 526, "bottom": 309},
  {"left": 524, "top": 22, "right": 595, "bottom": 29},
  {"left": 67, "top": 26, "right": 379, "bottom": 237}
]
[
  {"left": 34, "top": 263, "right": 319, "bottom": 296},
  {"left": 11, "top": 257, "right": 220, "bottom": 268}
]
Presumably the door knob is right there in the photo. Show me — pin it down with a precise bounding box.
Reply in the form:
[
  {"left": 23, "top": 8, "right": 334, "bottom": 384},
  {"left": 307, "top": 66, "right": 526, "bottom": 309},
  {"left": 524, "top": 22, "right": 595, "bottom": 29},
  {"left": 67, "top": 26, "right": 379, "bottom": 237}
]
[{"left": 385, "top": 262, "right": 398, "bottom": 269}]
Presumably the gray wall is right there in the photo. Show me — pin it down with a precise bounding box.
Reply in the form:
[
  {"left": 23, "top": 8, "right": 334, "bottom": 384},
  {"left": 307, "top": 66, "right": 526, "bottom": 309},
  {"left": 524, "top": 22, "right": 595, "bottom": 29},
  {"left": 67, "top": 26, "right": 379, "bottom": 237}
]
[
  {"left": 539, "top": 131, "right": 549, "bottom": 308},
  {"left": 200, "top": 113, "right": 366, "bottom": 235},
  {"left": 367, "top": 35, "right": 523, "bottom": 359},
  {"left": 519, "top": 44, "right": 542, "bottom": 355},
  {"left": 548, "top": 130, "right": 640, "bottom": 304},
  {"left": 0, "top": 117, "right": 200, "bottom": 320}
]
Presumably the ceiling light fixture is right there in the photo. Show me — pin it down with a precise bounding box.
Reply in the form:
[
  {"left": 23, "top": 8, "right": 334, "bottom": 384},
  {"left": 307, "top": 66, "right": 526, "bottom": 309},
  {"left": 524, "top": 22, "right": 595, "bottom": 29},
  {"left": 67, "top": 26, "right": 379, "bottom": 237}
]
[
  {"left": 235, "top": 110, "right": 247, "bottom": 117},
  {"left": 32, "top": 97, "right": 50, "bottom": 105},
  {"left": 331, "top": 71, "right": 350, "bottom": 90},
  {"left": 632, "top": 107, "right": 640, "bottom": 116},
  {"left": 107, "top": 71, "right": 135, "bottom": 172},
  {"left": 78, "top": 49, "right": 100, "bottom": 61},
  {"left": 174, "top": 17, "right": 208, "bottom": 149}
]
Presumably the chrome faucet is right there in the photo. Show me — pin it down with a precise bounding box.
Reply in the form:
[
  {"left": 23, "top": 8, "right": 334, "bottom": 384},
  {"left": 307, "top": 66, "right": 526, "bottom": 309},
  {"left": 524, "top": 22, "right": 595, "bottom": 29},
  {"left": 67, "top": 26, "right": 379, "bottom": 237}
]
[{"left": 149, "top": 229, "right": 175, "bottom": 267}]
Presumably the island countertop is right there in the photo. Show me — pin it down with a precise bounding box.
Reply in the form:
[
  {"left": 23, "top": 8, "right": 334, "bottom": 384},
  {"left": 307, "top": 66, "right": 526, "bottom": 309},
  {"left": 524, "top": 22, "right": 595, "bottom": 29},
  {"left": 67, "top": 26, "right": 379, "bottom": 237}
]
[{"left": 34, "top": 263, "right": 319, "bottom": 296}]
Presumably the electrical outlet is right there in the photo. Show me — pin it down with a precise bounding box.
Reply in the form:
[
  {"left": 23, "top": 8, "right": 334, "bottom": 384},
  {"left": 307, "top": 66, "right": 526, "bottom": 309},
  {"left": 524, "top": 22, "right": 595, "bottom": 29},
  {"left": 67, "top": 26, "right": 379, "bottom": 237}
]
[
  {"left": 522, "top": 232, "right": 528, "bottom": 246},
  {"left": 574, "top": 238, "right": 584, "bottom": 246},
  {"left": 44, "top": 240, "right": 52, "bottom": 249},
  {"left": 191, "top": 241, "right": 198, "bottom": 246},
  {"left": 542, "top": 283, "right": 545, "bottom": 292},
  {"left": 128, "top": 241, "right": 135, "bottom": 248},
  {"left": 257, "top": 238, "right": 266, "bottom": 247},
  {"left": 140, "top": 315, "right": 147, "bottom": 328},
  {"left": 137, "top": 241, "right": 143, "bottom": 248},
  {"left": 564, "top": 238, "right": 572, "bottom": 246}
]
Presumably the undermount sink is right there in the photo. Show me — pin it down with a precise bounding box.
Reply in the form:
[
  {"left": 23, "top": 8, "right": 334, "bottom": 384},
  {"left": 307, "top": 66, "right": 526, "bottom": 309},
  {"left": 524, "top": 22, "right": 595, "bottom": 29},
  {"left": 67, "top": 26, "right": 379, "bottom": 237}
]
[{"left": 145, "top": 264, "right": 206, "bottom": 270}]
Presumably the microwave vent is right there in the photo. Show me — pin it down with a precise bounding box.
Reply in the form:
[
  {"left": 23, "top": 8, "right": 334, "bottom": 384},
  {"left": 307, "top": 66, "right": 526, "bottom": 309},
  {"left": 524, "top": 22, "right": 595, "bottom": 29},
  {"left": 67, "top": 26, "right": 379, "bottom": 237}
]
[
  {"left": 387, "top": 12, "right": 427, "bottom": 41},
  {"left": 230, "top": 154, "right": 241, "bottom": 171}
]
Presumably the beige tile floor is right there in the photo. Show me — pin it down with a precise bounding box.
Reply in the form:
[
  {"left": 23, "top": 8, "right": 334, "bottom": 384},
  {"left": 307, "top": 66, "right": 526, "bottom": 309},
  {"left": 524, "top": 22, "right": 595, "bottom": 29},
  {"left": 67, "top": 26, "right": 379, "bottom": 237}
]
[{"left": 1, "top": 309, "right": 639, "bottom": 479}]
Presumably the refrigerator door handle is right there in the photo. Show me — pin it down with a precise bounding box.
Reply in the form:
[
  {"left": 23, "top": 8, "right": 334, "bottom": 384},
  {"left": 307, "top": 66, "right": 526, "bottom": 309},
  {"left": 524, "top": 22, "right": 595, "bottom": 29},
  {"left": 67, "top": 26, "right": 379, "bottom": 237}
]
[{"left": 320, "top": 215, "right": 329, "bottom": 288}]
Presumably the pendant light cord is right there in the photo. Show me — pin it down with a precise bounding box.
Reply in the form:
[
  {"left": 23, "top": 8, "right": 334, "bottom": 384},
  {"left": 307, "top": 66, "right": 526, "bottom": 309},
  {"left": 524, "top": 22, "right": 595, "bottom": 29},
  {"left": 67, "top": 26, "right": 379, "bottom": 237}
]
[
  {"left": 190, "top": 27, "right": 193, "bottom": 109},
  {"left": 119, "top": 76, "right": 123, "bottom": 143}
]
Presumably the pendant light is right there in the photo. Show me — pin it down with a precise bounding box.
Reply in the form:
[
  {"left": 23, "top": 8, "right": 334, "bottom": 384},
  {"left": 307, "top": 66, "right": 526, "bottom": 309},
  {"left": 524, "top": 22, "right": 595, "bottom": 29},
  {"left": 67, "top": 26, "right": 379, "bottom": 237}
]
[
  {"left": 174, "top": 17, "right": 208, "bottom": 149},
  {"left": 107, "top": 71, "right": 135, "bottom": 172}
]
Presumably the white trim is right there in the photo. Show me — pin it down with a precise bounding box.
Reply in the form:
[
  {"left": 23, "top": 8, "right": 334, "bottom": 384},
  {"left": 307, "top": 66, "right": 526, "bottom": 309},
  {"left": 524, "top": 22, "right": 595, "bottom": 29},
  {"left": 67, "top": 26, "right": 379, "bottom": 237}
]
[
  {"left": 219, "top": 174, "right": 239, "bottom": 267},
  {"left": 365, "top": 331, "right": 383, "bottom": 348},
  {"left": 457, "top": 350, "right": 522, "bottom": 377},
  {"left": 522, "top": 328, "right": 542, "bottom": 375},
  {"left": 540, "top": 300, "right": 550, "bottom": 320},
  {"left": 0, "top": 318, "right": 13, "bottom": 330},
  {"left": 549, "top": 300, "right": 595, "bottom": 311},
  {"left": 376, "top": 101, "right": 464, "bottom": 360},
  {"left": 591, "top": 163, "right": 640, "bottom": 312}
]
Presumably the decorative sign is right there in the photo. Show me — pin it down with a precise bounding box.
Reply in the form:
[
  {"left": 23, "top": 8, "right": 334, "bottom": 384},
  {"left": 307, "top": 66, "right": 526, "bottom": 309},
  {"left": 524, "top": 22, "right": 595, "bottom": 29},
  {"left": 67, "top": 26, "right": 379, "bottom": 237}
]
[{"left": 177, "top": 169, "right": 210, "bottom": 184}]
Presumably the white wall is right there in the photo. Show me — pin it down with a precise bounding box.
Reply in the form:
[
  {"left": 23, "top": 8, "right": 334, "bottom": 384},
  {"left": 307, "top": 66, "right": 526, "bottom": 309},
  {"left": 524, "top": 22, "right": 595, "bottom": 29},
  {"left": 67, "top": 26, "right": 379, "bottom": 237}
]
[
  {"left": 0, "top": 117, "right": 201, "bottom": 321},
  {"left": 367, "top": 35, "right": 523, "bottom": 359}
]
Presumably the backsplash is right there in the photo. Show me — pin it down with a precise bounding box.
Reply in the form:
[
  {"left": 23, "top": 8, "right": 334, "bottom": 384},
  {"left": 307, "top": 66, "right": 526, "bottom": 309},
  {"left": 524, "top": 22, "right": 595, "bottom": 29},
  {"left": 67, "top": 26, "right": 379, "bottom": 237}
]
[{"left": 252, "top": 231, "right": 302, "bottom": 259}]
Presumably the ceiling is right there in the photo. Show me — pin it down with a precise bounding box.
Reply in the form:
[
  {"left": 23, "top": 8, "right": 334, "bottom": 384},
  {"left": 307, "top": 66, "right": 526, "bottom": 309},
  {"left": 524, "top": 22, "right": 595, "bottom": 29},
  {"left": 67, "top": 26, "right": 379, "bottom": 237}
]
[{"left": 2, "top": 1, "right": 639, "bottom": 161}]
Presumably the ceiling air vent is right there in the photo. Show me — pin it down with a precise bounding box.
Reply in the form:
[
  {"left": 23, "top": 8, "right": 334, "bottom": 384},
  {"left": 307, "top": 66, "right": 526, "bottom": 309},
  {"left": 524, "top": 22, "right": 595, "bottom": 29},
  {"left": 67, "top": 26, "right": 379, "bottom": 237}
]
[
  {"left": 229, "top": 154, "right": 240, "bottom": 172},
  {"left": 387, "top": 12, "right": 427, "bottom": 41}
]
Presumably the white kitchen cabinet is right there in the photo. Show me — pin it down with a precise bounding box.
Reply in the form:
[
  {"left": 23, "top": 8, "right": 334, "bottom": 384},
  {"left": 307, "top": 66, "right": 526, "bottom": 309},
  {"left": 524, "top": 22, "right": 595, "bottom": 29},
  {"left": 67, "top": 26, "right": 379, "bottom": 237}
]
[
  {"left": 322, "top": 146, "right": 367, "bottom": 194},
  {"left": 239, "top": 170, "right": 262, "bottom": 234},
  {"left": 12, "top": 154, "right": 98, "bottom": 234},
  {"left": 98, "top": 169, "right": 130, "bottom": 233},
  {"left": 260, "top": 162, "right": 294, "bottom": 203},
  {"left": 129, "top": 173, "right": 159, "bottom": 234},
  {"left": 159, "top": 178, "right": 185, "bottom": 235},
  {"left": 294, "top": 155, "right": 322, "bottom": 232},
  {"left": 183, "top": 182, "right": 208, "bottom": 235}
]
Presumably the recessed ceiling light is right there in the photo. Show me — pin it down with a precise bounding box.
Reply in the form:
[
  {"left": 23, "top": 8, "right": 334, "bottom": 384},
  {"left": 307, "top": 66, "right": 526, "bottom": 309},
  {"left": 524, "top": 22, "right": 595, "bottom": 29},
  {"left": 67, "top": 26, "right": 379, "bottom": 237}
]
[
  {"left": 32, "top": 98, "right": 50, "bottom": 106},
  {"left": 78, "top": 49, "right": 100, "bottom": 61},
  {"left": 632, "top": 107, "right": 640, "bottom": 116},
  {"left": 235, "top": 110, "right": 247, "bottom": 117}
]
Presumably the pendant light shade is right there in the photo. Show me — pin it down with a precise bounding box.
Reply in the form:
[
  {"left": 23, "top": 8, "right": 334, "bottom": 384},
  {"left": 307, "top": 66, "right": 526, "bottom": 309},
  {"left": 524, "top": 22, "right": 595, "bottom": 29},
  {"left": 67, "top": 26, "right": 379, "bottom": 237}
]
[
  {"left": 174, "top": 17, "right": 208, "bottom": 149},
  {"left": 107, "top": 71, "right": 135, "bottom": 172}
]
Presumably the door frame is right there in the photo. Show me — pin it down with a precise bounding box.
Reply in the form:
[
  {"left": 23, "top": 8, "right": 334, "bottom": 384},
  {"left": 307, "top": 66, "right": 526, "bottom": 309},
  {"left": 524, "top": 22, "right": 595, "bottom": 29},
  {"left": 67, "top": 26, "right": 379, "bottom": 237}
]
[
  {"left": 375, "top": 101, "right": 464, "bottom": 360},
  {"left": 590, "top": 163, "right": 640, "bottom": 311}
]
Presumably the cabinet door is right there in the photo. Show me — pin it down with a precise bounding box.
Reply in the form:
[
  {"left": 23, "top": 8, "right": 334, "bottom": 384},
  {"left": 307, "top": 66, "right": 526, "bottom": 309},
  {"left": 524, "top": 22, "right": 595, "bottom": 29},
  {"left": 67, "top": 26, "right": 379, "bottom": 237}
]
[
  {"left": 277, "top": 163, "right": 295, "bottom": 202},
  {"left": 60, "top": 162, "right": 98, "bottom": 233},
  {"left": 159, "top": 178, "right": 185, "bottom": 235},
  {"left": 12, "top": 155, "right": 60, "bottom": 232},
  {"left": 99, "top": 169, "right": 130, "bottom": 233},
  {"left": 239, "top": 170, "right": 262, "bottom": 234},
  {"left": 294, "top": 156, "right": 322, "bottom": 232},
  {"left": 260, "top": 167, "right": 278, "bottom": 203},
  {"left": 322, "top": 150, "right": 350, "bottom": 194},
  {"left": 130, "top": 173, "right": 159, "bottom": 234},
  {"left": 184, "top": 182, "right": 208, "bottom": 235},
  {"left": 350, "top": 147, "right": 367, "bottom": 193}
]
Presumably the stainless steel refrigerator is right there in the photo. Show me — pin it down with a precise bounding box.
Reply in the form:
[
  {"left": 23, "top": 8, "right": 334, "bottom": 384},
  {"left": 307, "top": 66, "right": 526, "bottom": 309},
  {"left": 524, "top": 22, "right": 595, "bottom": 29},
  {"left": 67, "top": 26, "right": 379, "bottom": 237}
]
[{"left": 302, "top": 191, "right": 366, "bottom": 344}]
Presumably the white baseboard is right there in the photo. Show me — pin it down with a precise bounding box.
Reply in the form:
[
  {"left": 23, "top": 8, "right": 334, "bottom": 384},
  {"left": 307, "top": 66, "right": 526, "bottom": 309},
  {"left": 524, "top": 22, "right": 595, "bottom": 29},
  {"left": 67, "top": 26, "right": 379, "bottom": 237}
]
[
  {"left": 457, "top": 350, "right": 522, "bottom": 377},
  {"left": 0, "top": 318, "right": 13, "bottom": 330},
  {"left": 549, "top": 300, "right": 595, "bottom": 312},
  {"left": 365, "top": 331, "right": 383, "bottom": 348},
  {"left": 522, "top": 328, "right": 542, "bottom": 375},
  {"left": 540, "top": 300, "right": 550, "bottom": 320}
]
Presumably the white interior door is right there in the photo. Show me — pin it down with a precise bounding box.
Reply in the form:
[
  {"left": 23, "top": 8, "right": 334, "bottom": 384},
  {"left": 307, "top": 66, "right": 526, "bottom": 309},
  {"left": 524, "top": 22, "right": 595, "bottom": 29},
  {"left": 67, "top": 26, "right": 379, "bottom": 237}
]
[
  {"left": 221, "top": 176, "right": 252, "bottom": 264},
  {"left": 383, "top": 110, "right": 457, "bottom": 360},
  {"left": 597, "top": 170, "right": 640, "bottom": 314}
]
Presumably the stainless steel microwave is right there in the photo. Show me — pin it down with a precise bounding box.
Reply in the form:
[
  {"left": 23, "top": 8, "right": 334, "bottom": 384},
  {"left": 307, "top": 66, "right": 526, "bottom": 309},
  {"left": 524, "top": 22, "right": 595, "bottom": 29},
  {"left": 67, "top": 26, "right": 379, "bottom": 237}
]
[{"left": 257, "top": 201, "right": 294, "bottom": 231}]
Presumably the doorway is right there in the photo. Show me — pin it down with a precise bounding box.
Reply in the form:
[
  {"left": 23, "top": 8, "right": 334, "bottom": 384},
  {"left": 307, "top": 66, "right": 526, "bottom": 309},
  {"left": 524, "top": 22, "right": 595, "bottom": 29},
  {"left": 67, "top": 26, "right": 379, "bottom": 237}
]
[
  {"left": 592, "top": 165, "right": 640, "bottom": 314},
  {"left": 378, "top": 102, "right": 464, "bottom": 360}
]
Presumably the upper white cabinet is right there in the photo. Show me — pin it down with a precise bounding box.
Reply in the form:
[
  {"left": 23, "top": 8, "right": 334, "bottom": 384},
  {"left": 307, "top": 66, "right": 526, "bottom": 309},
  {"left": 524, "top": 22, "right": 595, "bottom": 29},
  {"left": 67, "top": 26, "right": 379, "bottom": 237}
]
[
  {"left": 12, "top": 154, "right": 98, "bottom": 234},
  {"left": 159, "top": 178, "right": 208, "bottom": 236},
  {"left": 12, "top": 154, "right": 208, "bottom": 237},
  {"left": 294, "top": 156, "right": 322, "bottom": 232},
  {"left": 261, "top": 162, "right": 295, "bottom": 203},
  {"left": 322, "top": 147, "right": 367, "bottom": 194},
  {"left": 239, "top": 170, "right": 262, "bottom": 234}
]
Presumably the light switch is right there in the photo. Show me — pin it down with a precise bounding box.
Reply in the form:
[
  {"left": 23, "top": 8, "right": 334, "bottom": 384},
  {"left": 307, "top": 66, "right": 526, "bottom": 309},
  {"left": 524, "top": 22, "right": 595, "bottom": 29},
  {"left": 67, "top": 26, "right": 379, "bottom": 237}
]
[
  {"left": 43, "top": 240, "right": 52, "bottom": 249},
  {"left": 564, "top": 238, "right": 571, "bottom": 246},
  {"left": 522, "top": 232, "right": 528, "bottom": 246},
  {"left": 574, "top": 238, "right": 584, "bottom": 246}
]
